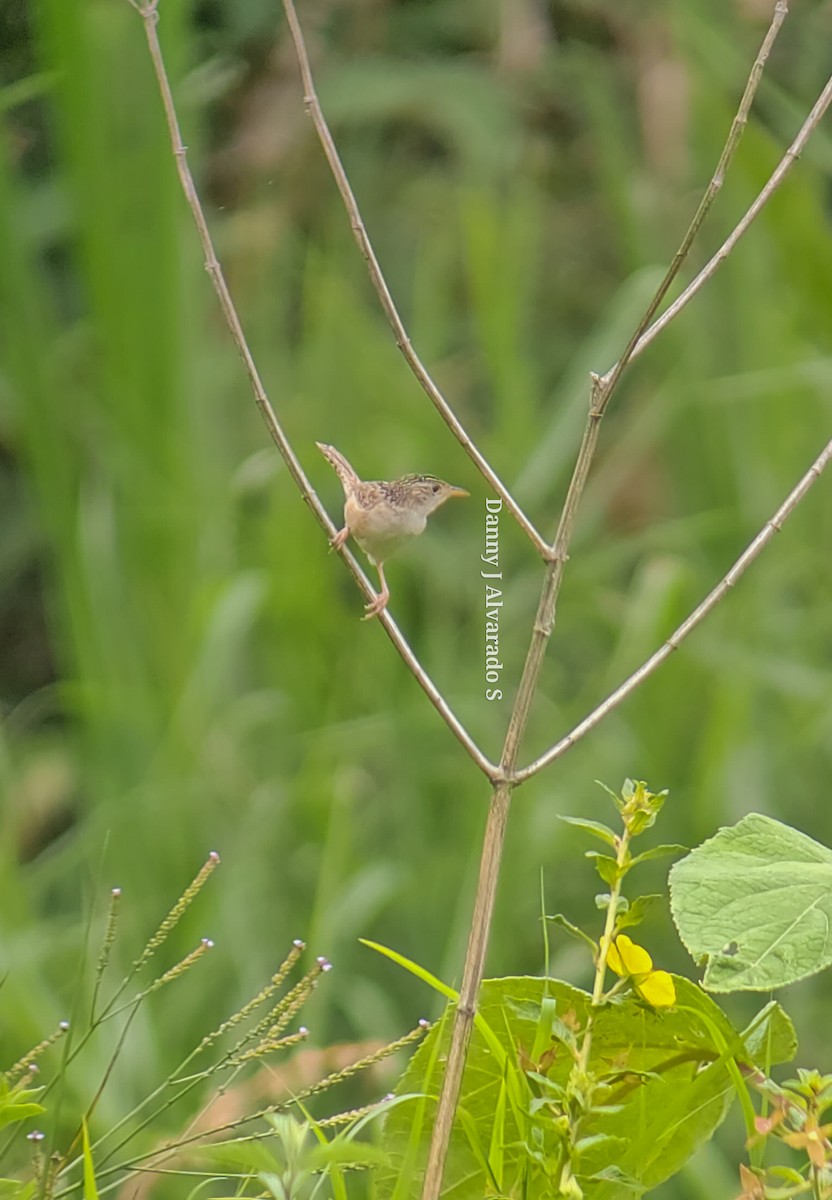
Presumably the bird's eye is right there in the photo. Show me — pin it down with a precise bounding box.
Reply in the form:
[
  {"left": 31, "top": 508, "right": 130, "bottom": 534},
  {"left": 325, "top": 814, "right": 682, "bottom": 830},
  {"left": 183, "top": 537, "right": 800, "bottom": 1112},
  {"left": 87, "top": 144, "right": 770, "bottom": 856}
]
[{"left": 432, "top": 482, "right": 441, "bottom": 493}]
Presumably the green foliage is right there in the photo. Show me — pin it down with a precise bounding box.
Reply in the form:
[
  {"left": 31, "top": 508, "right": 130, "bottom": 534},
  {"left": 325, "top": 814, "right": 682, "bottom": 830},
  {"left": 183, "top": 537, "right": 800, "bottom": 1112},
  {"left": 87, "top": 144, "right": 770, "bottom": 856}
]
[
  {"left": 670, "top": 814, "right": 832, "bottom": 992},
  {"left": 741, "top": 1069, "right": 832, "bottom": 1198},
  {"left": 372, "top": 784, "right": 832, "bottom": 1199},
  {"left": 372, "top": 782, "right": 743, "bottom": 1197},
  {"left": 0, "top": 869, "right": 404, "bottom": 1200},
  {"left": 2, "top": 1, "right": 832, "bottom": 1197},
  {"left": 0, "top": 1078, "right": 44, "bottom": 1133},
  {"left": 203, "top": 1111, "right": 388, "bottom": 1199},
  {"left": 380, "top": 974, "right": 757, "bottom": 1199}
]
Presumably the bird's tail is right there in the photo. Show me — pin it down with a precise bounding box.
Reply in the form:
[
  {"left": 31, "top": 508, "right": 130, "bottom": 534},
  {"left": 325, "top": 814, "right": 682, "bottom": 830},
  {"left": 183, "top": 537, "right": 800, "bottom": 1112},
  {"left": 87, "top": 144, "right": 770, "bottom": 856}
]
[{"left": 316, "top": 442, "right": 360, "bottom": 492}]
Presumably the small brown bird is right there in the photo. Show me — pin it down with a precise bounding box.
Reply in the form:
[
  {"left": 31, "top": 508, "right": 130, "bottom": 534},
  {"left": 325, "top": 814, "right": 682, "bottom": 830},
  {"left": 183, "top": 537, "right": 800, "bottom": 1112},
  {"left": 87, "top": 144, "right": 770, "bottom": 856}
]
[{"left": 316, "top": 442, "right": 469, "bottom": 619}]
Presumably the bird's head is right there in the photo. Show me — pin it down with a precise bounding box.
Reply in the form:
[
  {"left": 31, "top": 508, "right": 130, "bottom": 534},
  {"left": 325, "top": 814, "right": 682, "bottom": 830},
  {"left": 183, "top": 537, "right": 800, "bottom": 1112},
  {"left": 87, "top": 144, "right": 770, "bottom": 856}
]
[{"left": 399, "top": 475, "right": 469, "bottom": 517}]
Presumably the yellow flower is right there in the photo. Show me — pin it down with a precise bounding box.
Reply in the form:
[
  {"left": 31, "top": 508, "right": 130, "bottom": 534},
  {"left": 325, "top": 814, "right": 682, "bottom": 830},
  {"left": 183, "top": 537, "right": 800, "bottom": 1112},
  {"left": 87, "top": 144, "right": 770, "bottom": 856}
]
[{"left": 606, "top": 934, "right": 676, "bottom": 1008}]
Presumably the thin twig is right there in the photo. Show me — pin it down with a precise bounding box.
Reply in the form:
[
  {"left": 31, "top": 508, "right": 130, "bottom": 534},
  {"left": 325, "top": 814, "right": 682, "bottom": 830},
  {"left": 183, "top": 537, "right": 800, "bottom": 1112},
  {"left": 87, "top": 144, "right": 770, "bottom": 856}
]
[
  {"left": 602, "top": 70, "right": 832, "bottom": 382},
  {"left": 598, "top": 0, "right": 788, "bottom": 405},
  {"left": 515, "top": 436, "right": 832, "bottom": 782},
  {"left": 131, "top": 0, "right": 497, "bottom": 781},
  {"left": 419, "top": 6, "right": 794, "bottom": 1195},
  {"left": 280, "top": 0, "right": 551, "bottom": 559}
]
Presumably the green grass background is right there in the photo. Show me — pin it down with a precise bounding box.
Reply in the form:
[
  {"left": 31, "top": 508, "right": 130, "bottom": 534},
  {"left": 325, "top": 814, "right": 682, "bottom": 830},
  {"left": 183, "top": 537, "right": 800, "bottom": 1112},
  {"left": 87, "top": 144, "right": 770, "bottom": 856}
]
[{"left": 1, "top": 0, "right": 831, "bottom": 1194}]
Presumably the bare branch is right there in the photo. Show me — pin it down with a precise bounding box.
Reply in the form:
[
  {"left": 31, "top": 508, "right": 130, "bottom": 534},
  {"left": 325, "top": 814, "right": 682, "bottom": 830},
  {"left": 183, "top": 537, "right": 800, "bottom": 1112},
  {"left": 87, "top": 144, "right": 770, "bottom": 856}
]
[
  {"left": 603, "top": 68, "right": 832, "bottom": 382},
  {"left": 128, "top": 8, "right": 828, "bottom": 1200},
  {"left": 280, "top": 0, "right": 551, "bottom": 559},
  {"left": 130, "top": 1, "right": 497, "bottom": 782},
  {"left": 419, "top": 5, "right": 795, "bottom": 1194},
  {"left": 598, "top": 0, "right": 788, "bottom": 405},
  {"left": 516, "top": 436, "right": 832, "bottom": 783}
]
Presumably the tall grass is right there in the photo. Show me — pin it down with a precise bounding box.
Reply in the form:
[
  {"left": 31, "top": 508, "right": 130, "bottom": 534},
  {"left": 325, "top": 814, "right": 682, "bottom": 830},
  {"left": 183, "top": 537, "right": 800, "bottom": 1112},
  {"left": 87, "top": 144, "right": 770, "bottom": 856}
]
[{"left": 1, "top": 0, "right": 830, "bottom": 1188}]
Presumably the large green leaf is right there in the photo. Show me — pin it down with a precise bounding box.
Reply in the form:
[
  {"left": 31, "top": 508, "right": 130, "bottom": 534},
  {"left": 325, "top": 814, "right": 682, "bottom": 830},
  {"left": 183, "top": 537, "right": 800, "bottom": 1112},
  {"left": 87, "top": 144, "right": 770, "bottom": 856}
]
[
  {"left": 378, "top": 976, "right": 742, "bottom": 1200},
  {"left": 669, "top": 814, "right": 832, "bottom": 992}
]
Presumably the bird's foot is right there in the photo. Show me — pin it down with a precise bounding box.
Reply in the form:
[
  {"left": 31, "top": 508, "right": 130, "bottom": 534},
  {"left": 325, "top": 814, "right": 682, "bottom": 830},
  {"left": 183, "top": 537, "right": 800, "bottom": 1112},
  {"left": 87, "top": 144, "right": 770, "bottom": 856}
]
[
  {"left": 329, "top": 526, "right": 349, "bottom": 552},
  {"left": 361, "top": 590, "right": 390, "bottom": 621}
]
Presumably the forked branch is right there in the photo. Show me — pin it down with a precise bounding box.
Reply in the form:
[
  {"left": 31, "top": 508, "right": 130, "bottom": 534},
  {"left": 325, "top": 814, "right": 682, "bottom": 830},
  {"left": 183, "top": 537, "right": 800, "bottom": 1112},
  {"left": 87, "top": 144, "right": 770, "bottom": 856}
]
[
  {"left": 129, "top": 0, "right": 497, "bottom": 781},
  {"left": 419, "top": 6, "right": 797, "bottom": 1194},
  {"left": 516, "top": 435, "right": 832, "bottom": 782},
  {"left": 597, "top": 0, "right": 788, "bottom": 403},
  {"left": 603, "top": 59, "right": 832, "bottom": 379},
  {"left": 125, "top": 6, "right": 832, "bottom": 1200},
  {"left": 280, "top": 0, "right": 551, "bottom": 559}
]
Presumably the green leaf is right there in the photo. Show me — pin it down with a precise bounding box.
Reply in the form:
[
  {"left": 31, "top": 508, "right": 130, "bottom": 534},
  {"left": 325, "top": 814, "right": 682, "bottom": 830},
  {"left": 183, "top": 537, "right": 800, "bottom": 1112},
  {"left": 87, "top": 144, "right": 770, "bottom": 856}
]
[
  {"left": 595, "top": 780, "right": 623, "bottom": 809},
  {"left": 378, "top": 976, "right": 742, "bottom": 1199},
  {"left": 529, "top": 994, "right": 559, "bottom": 1064},
  {"left": 0, "top": 1094, "right": 45, "bottom": 1131},
  {"left": 741, "top": 1001, "right": 797, "bottom": 1069},
  {"left": 628, "top": 845, "right": 687, "bottom": 868},
  {"left": 670, "top": 814, "right": 832, "bottom": 991},
  {"left": 614, "top": 895, "right": 661, "bottom": 932},
  {"left": 626, "top": 811, "right": 658, "bottom": 837},
  {"left": 584, "top": 1163, "right": 644, "bottom": 1191},
  {"left": 586, "top": 852, "right": 619, "bottom": 886},
  {"left": 574, "top": 1133, "right": 628, "bottom": 1156},
  {"left": 550, "top": 1017, "right": 579, "bottom": 1054},
  {"left": 559, "top": 817, "right": 618, "bottom": 848},
  {"left": 360, "top": 939, "right": 459, "bottom": 1004},
  {"left": 82, "top": 1120, "right": 99, "bottom": 1200},
  {"left": 546, "top": 913, "right": 597, "bottom": 956},
  {"left": 769, "top": 1165, "right": 809, "bottom": 1185}
]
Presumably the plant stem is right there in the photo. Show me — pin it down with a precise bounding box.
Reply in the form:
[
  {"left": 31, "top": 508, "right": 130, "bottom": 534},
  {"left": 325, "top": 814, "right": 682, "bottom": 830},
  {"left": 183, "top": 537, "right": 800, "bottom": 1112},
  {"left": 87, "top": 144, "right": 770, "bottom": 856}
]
[
  {"left": 419, "top": 7, "right": 799, "bottom": 1194},
  {"left": 128, "top": 0, "right": 496, "bottom": 780},
  {"left": 515, "top": 435, "right": 832, "bottom": 781},
  {"left": 280, "top": 0, "right": 549, "bottom": 557},
  {"left": 576, "top": 826, "right": 631, "bottom": 1075}
]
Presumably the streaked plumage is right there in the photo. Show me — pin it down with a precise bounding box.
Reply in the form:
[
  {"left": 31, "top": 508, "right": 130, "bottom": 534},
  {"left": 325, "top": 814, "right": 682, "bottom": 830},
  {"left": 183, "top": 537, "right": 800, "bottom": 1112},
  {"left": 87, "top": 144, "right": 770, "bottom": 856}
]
[{"left": 316, "top": 442, "right": 468, "bottom": 618}]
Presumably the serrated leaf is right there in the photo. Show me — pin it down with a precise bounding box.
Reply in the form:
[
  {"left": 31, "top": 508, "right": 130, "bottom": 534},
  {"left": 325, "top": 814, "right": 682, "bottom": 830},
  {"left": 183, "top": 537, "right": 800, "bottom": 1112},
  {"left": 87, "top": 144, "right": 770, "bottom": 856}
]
[
  {"left": 559, "top": 817, "right": 618, "bottom": 848},
  {"left": 670, "top": 814, "right": 832, "bottom": 991}
]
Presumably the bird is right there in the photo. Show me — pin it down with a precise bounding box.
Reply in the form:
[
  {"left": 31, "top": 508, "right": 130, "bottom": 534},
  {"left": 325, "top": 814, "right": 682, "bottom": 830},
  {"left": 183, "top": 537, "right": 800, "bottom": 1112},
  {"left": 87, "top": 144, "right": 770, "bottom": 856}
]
[{"left": 316, "top": 442, "right": 469, "bottom": 619}]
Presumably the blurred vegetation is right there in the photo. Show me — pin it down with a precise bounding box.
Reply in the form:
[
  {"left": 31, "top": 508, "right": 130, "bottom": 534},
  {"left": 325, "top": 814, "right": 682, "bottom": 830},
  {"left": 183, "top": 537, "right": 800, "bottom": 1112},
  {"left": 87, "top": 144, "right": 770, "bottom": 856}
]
[{"left": 1, "top": 0, "right": 831, "bottom": 1193}]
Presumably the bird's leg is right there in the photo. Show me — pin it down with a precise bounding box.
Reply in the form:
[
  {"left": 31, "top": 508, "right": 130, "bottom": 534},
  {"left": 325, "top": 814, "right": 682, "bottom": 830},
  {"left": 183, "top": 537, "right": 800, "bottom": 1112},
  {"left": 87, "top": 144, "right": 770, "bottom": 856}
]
[
  {"left": 329, "top": 526, "right": 349, "bottom": 552},
  {"left": 362, "top": 561, "right": 390, "bottom": 620}
]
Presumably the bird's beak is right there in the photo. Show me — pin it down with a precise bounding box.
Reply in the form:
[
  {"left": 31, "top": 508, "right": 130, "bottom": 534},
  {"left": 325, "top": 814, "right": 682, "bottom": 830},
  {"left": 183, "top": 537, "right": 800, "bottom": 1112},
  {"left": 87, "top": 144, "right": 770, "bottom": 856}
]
[{"left": 448, "top": 486, "right": 469, "bottom": 499}]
